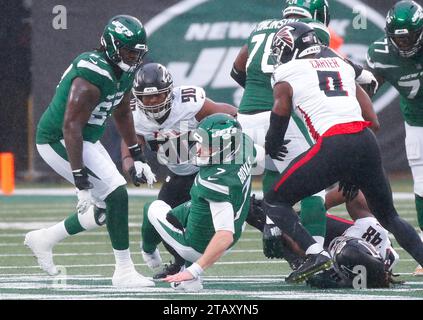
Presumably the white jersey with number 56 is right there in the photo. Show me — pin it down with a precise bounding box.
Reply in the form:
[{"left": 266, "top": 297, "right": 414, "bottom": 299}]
[{"left": 271, "top": 56, "right": 364, "bottom": 142}]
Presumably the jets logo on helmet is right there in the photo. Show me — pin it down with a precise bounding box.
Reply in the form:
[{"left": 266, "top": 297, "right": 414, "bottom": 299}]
[
  {"left": 192, "top": 113, "right": 243, "bottom": 166},
  {"left": 385, "top": 0, "right": 423, "bottom": 58},
  {"left": 101, "top": 15, "right": 148, "bottom": 72}
]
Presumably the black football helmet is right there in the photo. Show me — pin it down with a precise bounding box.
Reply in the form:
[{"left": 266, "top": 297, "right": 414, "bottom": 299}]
[
  {"left": 132, "top": 63, "right": 174, "bottom": 121},
  {"left": 329, "top": 236, "right": 389, "bottom": 288},
  {"left": 270, "top": 21, "right": 321, "bottom": 65}
]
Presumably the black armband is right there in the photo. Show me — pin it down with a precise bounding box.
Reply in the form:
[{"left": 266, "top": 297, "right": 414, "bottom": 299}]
[
  {"left": 230, "top": 64, "right": 246, "bottom": 88},
  {"left": 128, "top": 144, "right": 146, "bottom": 163},
  {"left": 265, "top": 112, "right": 290, "bottom": 155}
]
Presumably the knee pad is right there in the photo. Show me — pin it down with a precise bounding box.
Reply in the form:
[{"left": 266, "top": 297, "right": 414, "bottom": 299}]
[
  {"left": 94, "top": 206, "right": 106, "bottom": 226},
  {"left": 147, "top": 200, "right": 172, "bottom": 223},
  {"left": 78, "top": 205, "right": 104, "bottom": 230}
]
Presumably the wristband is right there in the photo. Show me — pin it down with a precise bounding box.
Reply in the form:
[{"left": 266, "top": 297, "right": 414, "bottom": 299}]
[{"left": 186, "top": 262, "right": 204, "bottom": 279}]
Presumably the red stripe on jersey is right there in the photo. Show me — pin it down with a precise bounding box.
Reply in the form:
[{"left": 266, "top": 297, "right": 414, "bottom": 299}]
[
  {"left": 274, "top": 138, "right": 323, "bottom": 191},
  {"left": 322, "top": 121, "right": 372, "bottom": 137},
  {"left": 297, "top": 106, "right": 320, "bottom": 141},
  {"left": 326, "top": 213, "right": 354, "bottom": 225}
]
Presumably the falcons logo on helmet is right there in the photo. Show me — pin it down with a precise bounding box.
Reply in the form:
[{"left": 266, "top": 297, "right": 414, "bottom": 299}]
[{"left": 273, "top": 26, "right": 295, "bottom": 50}]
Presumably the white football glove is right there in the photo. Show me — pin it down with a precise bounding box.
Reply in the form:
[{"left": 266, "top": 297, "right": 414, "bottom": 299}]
[
  {"left": 76, "top": 189, "right": 93, "bottom": 214},
  {"left": 134, "top": 160, "right": 157, "bottom": 187}
]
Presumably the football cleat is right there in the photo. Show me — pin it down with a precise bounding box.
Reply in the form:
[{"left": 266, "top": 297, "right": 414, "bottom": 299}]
[
  {"left": 285, "top": 251, "right": 332, "bottom": 283},
  {"left": 24, "top": 229, "right": 58, "bottom": 276},
  {"left": 141, "top": 248, "right": 162, "bottom": 270},
  {"left": 112, "top": 267, "right": 155, "bottom": 288},
  {"left": 170, "top": 277, "right": 203, "bottom": 292},
  {"left": 153, "top": 262, "right": 184, "bottom": 280}
]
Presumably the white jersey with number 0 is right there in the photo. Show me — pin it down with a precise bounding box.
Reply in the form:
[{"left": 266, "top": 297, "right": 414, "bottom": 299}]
[{"left": 272, "top": 57, "right": 364, "bottom": 141}]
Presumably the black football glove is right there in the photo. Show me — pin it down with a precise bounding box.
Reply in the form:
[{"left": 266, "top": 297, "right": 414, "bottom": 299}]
[
  {"left": 72, "top": 167, "right": 93, "bottom": 190},
  {"left": 266, "top": 139, "right": 291, "bottom": 161}
]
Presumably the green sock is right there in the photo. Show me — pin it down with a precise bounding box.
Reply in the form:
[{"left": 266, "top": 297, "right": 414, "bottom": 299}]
[
  {"left": 105, "top": 186, "right": 129, "bottom": 250},
  {"left": 416, "top": 194, "right": 423, "bottom": 231},
  {"left": 300, "top": 196, "right": 326, "bottom": 237},
  {"left": 64, "top": 213, "right": 85, "bottom": 235},
  {"left": 141, "top": 201, "right": 163, "bottom": 253},
  {"left": 262, "top": 169, "right": 280, "bottom": 194}
]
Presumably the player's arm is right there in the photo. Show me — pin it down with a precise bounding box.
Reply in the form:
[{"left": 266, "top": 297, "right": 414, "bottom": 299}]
[
  {"left": 114, "top": 92, "right": 156, "bottom": 186},
  {"left": 63, "top": 77, "right": 100, "bottom": 172},
  {"left": 113, "top": 91, "right": 139, "bottom": 147},
  {"left": 195, "top": 98, "right": 237, "bottom": 122},
  {"left": 356, "top": 84, "right": 380, "bottom": 132},
  {"left": 230, "top": 44, "right": 248, "bottom": 88},
  {"left": 121, "top": 134, "right": 146, "bottom": 174},
  {"left": 164, "top": 201, "right": 235, "bottom": 283},
  {"left": 265, "top": 81, "right": 293, "bottom": 159}
]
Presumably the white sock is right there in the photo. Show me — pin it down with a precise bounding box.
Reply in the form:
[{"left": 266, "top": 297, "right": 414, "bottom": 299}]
[
  {"left": 113, "top": 249, "right": 134, "bottom": 270},
  {"left": 45, "top": 221, "right": 69, "bottom": 245},
  {"left": 305, "top": 243, "right": 324, "bottom": 255},
  {"left": 419, "top": 231, "right": 423, "bottom": 242},
  {"left": 313, "top": 236, "right": 325, "bottom": 247}
]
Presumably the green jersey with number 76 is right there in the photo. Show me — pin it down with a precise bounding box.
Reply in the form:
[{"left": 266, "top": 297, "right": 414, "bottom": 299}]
[{"left": 238, "top": 17, "right": 330, "bottom": 114}]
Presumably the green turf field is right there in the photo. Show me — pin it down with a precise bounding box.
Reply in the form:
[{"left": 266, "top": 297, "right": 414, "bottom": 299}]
[{"left": 1, "top": 182, "right": 423, "bottom": 300}]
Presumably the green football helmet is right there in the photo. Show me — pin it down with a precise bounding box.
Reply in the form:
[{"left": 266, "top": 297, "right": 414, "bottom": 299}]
[
  {"left": 386, "top": 0, "right": 423, "bottom": 58},
  {"left": 192, "top": 113, "right": 243, "bottom": 166},
  {"left": 283, "top": 0, "right": 330, "bottom": 26},
  {"left": 100, "top": 15, "right": 148, "bottom": 72}
]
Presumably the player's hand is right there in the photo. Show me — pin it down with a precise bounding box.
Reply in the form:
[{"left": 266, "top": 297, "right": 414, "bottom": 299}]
[
  {"left": 338, "top": 181, "right": 359, "bottom": 202},
  {"left": 129, "top": 161, "right": 157, "bottom": 187},
  {"left": 76, "top": 189, "right": 92, "bottom": 214},
  {"left": 72, "top": 168, "right": 93, "bottom": 214},
  {"left": 266, "top": 139, "right": 290, "bottom": 161},
  {"left": 164, "top": 270, "right": 194, "bottom": 283}
]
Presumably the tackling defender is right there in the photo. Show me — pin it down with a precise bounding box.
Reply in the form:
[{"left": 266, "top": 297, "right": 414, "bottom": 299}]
[
  {"left": 121, "top": 63, "right": 237, "bottom": 279},
  {"left": 25, "top": 15, "right": 156, "bottom": 288},
  {"left": 264, "top": 21, "right": 423, "bottom": 283},
  {"left": 366, "top": 0, "right": 423, "bottom": 275}
]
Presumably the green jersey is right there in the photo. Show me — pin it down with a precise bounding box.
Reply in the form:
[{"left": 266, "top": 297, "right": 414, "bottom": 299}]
[
  {"left": 238, "top": 17, "right": 330, "bottom": 114},
  {"left": 36, "top": 51, "right": 135, "bottom": 144},
  {"left": 367, "top": 37, "right": 423, "bottom": 126},
  {"left": 186, "top": 134, "right": 255, "bottom": 252}
]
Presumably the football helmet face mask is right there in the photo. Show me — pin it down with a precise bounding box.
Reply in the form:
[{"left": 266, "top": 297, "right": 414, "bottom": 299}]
[
  {"left": 270, "top": 22, "right": 321, "bottom": 65},
  {"left": 192, "top": 113, "right": 242, "bottom": 166},
  {"left": 101, "top": 15, "right": 148, "bottom": 72},
  {"left": 283, "top": 0, "right": 331, "bottom": 27},
  {"left": 386, "top": 1, "right": 423, "bottom": 58},
  {"left": 132, "top": 63, "right": 174, "bottom": 121},
  {"left": 329, "top": 236, "right": 389, "bottom": 288}
]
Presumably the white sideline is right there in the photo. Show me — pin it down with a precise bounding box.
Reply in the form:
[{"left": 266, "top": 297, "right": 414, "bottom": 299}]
[{"left": 1, "top": 189, "right": 417, "bottom": 200}]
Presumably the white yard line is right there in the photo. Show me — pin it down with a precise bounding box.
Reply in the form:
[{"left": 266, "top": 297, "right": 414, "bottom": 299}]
[{"left": 2, "top": 189, "right": 416, "bottom": 200}]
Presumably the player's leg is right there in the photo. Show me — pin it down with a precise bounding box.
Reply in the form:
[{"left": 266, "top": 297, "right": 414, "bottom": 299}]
[
  {"left": 264, "top": 139, "right": 342, "bottom": 282},
  {"left": 154, "top": 173, "right": 197, "bottom": 278},
  {"left": 28, "top": 141, "right": 154, "bottom": 286},
  {"left": 25, "top": 141, "right": 108, "bottom": 275},
  {"left": 356, "top": 129, "right": 423, "bottom": 266},
  {"left": 143, "top": 200, "right": 202, "bottom": 262}
]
